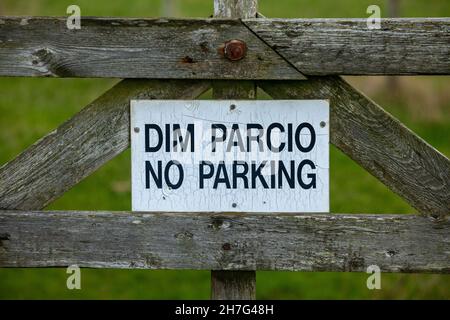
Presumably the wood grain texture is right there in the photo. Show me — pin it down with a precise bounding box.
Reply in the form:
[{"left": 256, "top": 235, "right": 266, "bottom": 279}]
[
  {"left": 212, "top": 80, "right": 257, "bottom": 299},
  {"left": 0, "top": 17, "right": 303, "bottom": 79},
  {"left": 211, "top": 3, "right": 259, "bottom": 301},
  {"left": 258, "top": 77, "right": 450, "bottom": 218},
  {"left": 214, "top": 0, "right": 257, "bottom": 19},
  {"left": 0, "top": 17, "right": 448, "bottom": 77},
  {"left": 0, "top": 210, "right": 448, "bottom": 273},
  {"left": 0, "top": 80, "right": 209, "bottom": 210},
  {"left": 212, "top": 80, "right": 256, "bottom": 99},
  {"left": 211, "top": 271, "right": 256, "bottom": 300},
  {"left": 244, "top": 18, "right": 450, "bottom": 75},
  {"left": 211, "top": 0, "right": 257, "bottom": 301}
]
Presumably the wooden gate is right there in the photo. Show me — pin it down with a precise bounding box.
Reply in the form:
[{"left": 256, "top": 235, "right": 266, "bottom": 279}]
[{"left": 0, "top": 0, "right": 449, "bottom": 299}]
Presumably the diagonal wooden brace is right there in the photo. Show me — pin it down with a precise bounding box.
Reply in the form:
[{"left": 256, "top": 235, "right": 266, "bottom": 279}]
[
  {"left": 0, "top": 80, "right": 210, "bottom": 210},
  {"left": 258, "top": 77, "right": 450, "bottom": 218}
]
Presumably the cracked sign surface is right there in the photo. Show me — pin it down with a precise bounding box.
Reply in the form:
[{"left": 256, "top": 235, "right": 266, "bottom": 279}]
[{"left": 131, "top": 100, "right": 329, "bottom": 212}]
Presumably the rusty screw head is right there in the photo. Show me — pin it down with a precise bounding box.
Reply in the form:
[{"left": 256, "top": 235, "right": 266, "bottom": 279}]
[{"left": 223, "top": 39, "right": 247, "bottom": 61}]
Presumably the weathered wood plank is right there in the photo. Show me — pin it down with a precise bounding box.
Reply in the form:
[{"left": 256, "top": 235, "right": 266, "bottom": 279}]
[
  {"left": 211, "top": 0, "right": 257, "bottom": 301},
  {"left": 0, "top": 210, "right": 448, "bottom": 273},
  {"left": 211, "top": 271, "right": 256, "bottom": 300},
  {"left": 0, "top": 17, "right": 303, "bottom": 79},
  {"left": 244, "top": 18, "right": 450, "bottom": 75},
  {"left": 0, "top": 80, "right": 209, "bottom": 210},
  {"left": 258, "top": 77, "right": 450, "bottom": 218},
  {"left": 214, "top": 0, "right": 257, "bottom": 19},
  {"left": 0, "top": 17, "right": 448, "bottom": 77},
  {"left": 211, "top": 82, "right": 257, "bottom": 299}
]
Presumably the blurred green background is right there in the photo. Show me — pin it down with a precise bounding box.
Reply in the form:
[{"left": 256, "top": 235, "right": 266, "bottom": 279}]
[{"left": 0, "top": 0, "right": 449, "bottom": 299}]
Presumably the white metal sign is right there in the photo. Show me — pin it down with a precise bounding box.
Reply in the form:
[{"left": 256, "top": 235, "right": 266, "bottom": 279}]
[{"left": 131, "top": 100, "right": 329, "bottom": 212}]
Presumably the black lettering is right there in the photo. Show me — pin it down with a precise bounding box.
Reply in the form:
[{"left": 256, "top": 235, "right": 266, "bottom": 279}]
[
  {"left": 246, "top": 123, "right": 263, "bottom": 152},
  {"left": 295, "top": 123, "right": 316, "bottom": 152},
  {"left": 227, "top": 124, "right": 245, "bottom": 152},
  {"left": 199, "top": 161, "right": 214, "bottom": 189},
  {"left": 172, "top": 123, "right": 195, "bottom": 152},
  {"left": 287, "top": 123, "right": 293, "bottom": 152},
  {"left": 267, "top": 123, "right": 285, "bottom": 152},
  {"left": 145, "top": 124, "right": 163, "bottom": 152},
  {"left": 232, "top": 161, "right": 249, "bottom": 188},
  {"left": 297, "top": 159, "right": 316, "bottom": 189},
  {"left": 165, "top": 124, "right": 171, "bottom": 152},
  {"left": 164, "top": 160, "right": 184, "bottom": 189},
  {"left": 251, "top": 161, "right": 269, "bottom": 189},
  {"left": 145, "top": 160, "right": 162, "bottom": 188},
  {"left": 214, "top": 162, "right": 231, "bottom": 189},
  {"left": 279, "top": 160, "right": 295, "bottom": 188},
  {"left": 211, "top": 124, "right": 227, "bottom": 152}
]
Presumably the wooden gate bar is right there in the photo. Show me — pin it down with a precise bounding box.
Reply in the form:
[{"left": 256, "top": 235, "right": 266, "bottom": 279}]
[
  {"left": 0, "top": 17, "right": 448, "bottom": 78},
  {"left": 0, "top": 80, "right": 209, "bottom": 210},
  {"left": 258, "top": 77, "right": 450, "bottom": 218},
  {"left": 210, "top": 0, "right": 256, "bottom": 300},
  {"left": 0, "top": 210, "right": 448, "bottom": 273},
  {"left": 0, "top": 17, "right": 304, "bottom": 79},
  {"left": 244, "top": 18, "right": 450, "bottom": 75}
]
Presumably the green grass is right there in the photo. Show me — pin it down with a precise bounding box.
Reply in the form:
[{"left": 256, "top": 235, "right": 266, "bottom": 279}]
[{"left": 0, "top": 0, "right": 449, "bottom": 299}]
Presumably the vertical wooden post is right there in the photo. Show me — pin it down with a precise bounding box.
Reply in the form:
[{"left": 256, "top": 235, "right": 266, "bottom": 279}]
[
  {"left": 213, "top": 0, "right": 257, "bottom": 18},
  {"left": 211, "top": 271, "right": 256, "bottom": 300},
  {"left": 210, "top": 0, "right": 257, "bottom": 300}
]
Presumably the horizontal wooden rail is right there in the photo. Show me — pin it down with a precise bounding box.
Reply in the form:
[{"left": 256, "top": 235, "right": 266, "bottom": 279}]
[
  {"left": 0, "top": 17, "right": 449, "bottom": 78},
  {"left": 0, "top": 211, "right": 448, "bottom": 273},
  {"left": 244, "top": 18, "right": 450, "bottom": 76},
  {"left": 0, "top": 17, "right": 304, "bottom": 79}
]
